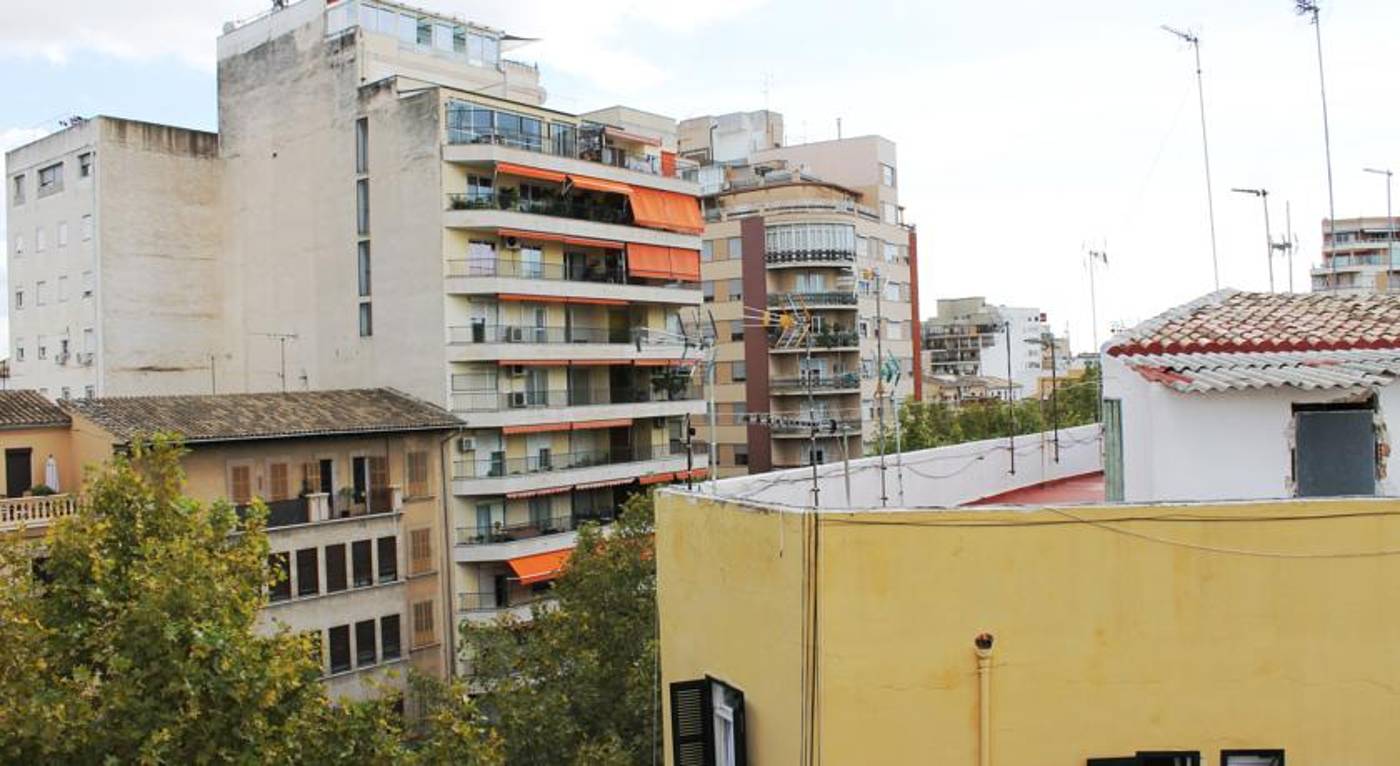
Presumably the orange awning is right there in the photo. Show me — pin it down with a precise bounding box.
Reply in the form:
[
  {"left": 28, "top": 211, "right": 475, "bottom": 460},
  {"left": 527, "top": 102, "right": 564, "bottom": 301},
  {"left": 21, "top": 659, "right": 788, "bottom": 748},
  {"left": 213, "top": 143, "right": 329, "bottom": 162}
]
[
  {"left": 502, "top": 422, "right": 571, "bottom": 435},
  {"left": 634, "top": 359, "right": 688, "bottom": 367},
  {"left": 576, "top": 477, "right": 635, "bottom": 490},
  {"left": 508, "top": 548, "right": 572, "bottom": 585},
  {"left": 496, "top": 162, "right": 566, "bottom": 184},
  {"left": 496, "top": 360, "right": 560, "bottom": 367},
  {"left": 627, "top": 244, "right": 700, "bottom": 282},
  {"left": 628, "top": 187, "right": 704, "bottom": 235},
  {"left": 505, "top": 485, "right": 573, "bottom": 500},
  {"left": 573, "top": 418, "right": 632, "bottom": 431},
  {"left": 496, "top": 229, "right": 623, "bottom": 251},
  {"left": 568, "top": 359, "right": 633, "bottom": 367},
  {"left": 640, "top": 472, "right": 677, "bottom": 485},
  {"left": 568, "top": 175, "right": 632, "bottom": 196}
]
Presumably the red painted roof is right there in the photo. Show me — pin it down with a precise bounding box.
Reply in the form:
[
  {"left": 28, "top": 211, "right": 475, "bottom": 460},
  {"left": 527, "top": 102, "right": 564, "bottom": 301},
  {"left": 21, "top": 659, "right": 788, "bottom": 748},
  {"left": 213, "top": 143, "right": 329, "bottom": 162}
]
[
  {"left": 1107, "top": 290, "right": 1400, "bottom": 357},
  {"left": 967, "top": 472, "right": 1105, "bottom": 506}
]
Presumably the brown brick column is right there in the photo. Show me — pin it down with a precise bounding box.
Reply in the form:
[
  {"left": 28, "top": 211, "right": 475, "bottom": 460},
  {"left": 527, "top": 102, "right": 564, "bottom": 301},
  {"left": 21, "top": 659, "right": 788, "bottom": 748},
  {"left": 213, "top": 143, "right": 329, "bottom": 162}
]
[{"left": 740, "top": 215, "right": 773, "bottom": 473}]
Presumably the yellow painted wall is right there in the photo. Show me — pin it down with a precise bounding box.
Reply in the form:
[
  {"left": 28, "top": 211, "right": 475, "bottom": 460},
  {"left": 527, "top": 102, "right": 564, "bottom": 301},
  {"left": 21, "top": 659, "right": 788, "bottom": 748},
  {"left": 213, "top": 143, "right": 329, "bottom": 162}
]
[
  {"left": 0, "top": 425, "right": 79, "bottom": 496},
  {"left": 658, "top": 492, "right": 1400, "bottom": 764}
]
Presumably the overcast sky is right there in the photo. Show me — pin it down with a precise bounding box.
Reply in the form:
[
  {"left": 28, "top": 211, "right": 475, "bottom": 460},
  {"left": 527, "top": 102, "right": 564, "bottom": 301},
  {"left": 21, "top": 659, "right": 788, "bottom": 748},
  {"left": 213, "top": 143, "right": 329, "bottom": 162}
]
[{"left": 3, "top": 0, "right": 1397, "bottom": 354}]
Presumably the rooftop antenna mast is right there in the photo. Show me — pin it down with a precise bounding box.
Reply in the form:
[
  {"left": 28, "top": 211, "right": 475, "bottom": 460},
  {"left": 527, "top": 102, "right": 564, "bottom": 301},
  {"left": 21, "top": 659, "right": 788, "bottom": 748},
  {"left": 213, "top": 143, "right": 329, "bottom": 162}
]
[
  {"left": 1162, "top": 25, "right": 1221, "bottom": 291},
  {"left": 252, "top": 332, "right": 298, "bottom": 392},
  {"left": 1295, "top": 1, "right": 1338, "bottom": 288}
]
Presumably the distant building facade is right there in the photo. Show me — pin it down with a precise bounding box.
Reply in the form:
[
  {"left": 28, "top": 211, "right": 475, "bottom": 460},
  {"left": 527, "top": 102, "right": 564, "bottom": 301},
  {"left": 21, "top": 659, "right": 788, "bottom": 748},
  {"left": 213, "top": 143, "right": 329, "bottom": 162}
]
[
  {"left": 922, "top": 297, "right": 1051, "bottom": 401},
  {"left": 1310, "top": 216, "right": 1400, "bottom": 294}
]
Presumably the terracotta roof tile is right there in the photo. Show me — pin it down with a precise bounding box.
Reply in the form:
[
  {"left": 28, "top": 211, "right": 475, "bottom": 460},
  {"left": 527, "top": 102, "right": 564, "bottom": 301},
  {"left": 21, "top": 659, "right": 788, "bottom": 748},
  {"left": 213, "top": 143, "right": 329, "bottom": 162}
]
[
  {"left": 1107, "top": 289, "right": 1400, "bottom": 357},
  {"left": 64, "top": 388, "right": 461, "bottom": 444},
  {"left": 0, "top": 390, "right": 71, "bottom": 430}
]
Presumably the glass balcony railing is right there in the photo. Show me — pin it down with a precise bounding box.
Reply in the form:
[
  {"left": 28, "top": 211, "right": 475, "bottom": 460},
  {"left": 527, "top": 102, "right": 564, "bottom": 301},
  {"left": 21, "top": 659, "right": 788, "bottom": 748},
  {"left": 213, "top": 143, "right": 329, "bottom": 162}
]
[
  {"left": 454, "top": 510, "right": 618, "bottom": 547},
  {"left": 450, "top": 385, "right": 699, "bottom": 412},
  {"left": 446, "top": 255, "right": 626, "bottom": 284}
]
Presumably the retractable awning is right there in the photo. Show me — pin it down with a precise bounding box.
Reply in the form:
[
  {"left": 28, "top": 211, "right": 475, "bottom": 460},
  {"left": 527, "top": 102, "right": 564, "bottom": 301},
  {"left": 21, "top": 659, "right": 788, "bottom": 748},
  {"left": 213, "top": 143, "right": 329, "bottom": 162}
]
[
  {"left": 627, "top": 187, "right": 704, "bottom": 234},
  {"left": 627, "top": 243, "right": 701, "bottom": 282},
  {"left": 495, "top": 162, "right": 566, "bottom": 184},
  {"left": 568, "top": 174, "right": 632, "bottom": 196},
  {"left": 507, "top": 548, "right": 573, "bottom": 585}
]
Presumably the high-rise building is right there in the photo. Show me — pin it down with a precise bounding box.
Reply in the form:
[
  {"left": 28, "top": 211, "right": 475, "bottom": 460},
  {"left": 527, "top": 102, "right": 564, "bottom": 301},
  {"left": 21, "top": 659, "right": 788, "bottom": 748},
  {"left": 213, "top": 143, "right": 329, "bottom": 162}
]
[
  {"left": 922, "top": 297, "right": 1050, "bottom": 402},
  {"left": 1309, "top": 216, "right": 1400, "bottom": 294},
  {"left": 679, "top": 113, "right": 920, "bottom": 477},
  {"left": 5, "top": 0, "right": 708, "bottom": 665}
]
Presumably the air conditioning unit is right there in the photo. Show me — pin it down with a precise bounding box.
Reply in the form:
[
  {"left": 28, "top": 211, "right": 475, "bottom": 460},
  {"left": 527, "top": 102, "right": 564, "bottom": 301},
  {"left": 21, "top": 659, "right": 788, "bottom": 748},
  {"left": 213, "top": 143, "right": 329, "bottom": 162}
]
[
  {"left": 508, "top": 391, "right": 527, "bottom": 408},
  {"left": 507, "top": 365, "right": 526, "bottom": 377},
  {"left": 76, "top": 352, "right": 93, "bottom": 366},
  {"left": 456, "top": 437, "right": 477, "bottom": 453}
]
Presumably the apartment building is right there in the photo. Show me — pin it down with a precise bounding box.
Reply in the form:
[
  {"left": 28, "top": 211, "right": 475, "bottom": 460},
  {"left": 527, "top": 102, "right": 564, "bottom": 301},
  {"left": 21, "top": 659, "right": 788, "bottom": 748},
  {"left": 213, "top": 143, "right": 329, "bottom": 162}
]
[
  {"left": 1309, "top": 216, "right": 1400, "bottom": 294},
  {"left": 922, "top": 297, "right": 1050, "bottom": 401},
  {"left": 678, "top": 113, "right": 920, "bottom": 476},
  {"left": 4, "top": 117, "right": 224, "bottom": 399}
]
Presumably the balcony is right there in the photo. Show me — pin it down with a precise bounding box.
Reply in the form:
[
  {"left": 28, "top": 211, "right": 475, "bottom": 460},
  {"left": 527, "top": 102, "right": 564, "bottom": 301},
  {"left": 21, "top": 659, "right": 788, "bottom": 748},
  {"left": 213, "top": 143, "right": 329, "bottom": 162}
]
[
  {"left": 770, "top": 373, "right": 862, "bottom": 395},
  {"left": 767, "top": 292, "right": 858, "bottom": 309},
  {"left": 442, "top": 135, "right": 696, "bottom": 196},
  {"left": 447, "top": 191, "right": 630, "bottom": 226},
  {"left": 445, "top": 256, "right": 701, "bottom": 306},
  {"left": 768, "top": 327, "right": 860, "bottom": 353},
  {"left": 771, "top": 419, "right": 863, "bottom": 438},
  {"left": 450, "top": 385, "right": 704, "bottom": 427},
  {"left": 443, "top": 205, "right": 695, "bottom": 250},
  {"left": 446, "top": 324, "right": 693, "bottom": 363},
  {"left": 764, "top": 249, "right": 857, "bottom": 268},
  {"left": 0, "top": 493, "right": 80, "bottom": 533},
  {"left": 237, "top": 488, "right": 403, "bottom": 530},
  {"left": 455, "top": 510, "right": 616, "bottom": 547},
  {"left": 457, "top": 589, "right": 553, "bottom": 624},
  {"left": 451, "top": 445, "right": 704, "bottom": 497}
]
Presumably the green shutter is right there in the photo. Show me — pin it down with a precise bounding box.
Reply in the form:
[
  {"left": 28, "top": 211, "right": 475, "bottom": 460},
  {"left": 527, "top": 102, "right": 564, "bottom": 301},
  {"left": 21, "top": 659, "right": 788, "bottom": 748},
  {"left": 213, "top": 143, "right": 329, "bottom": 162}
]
[
  {"left": 670, "top": 679, "right": 714, "bottom": 766},
  {"left": 1103, "top": 398, "right": 1124, "bottom": 501}
]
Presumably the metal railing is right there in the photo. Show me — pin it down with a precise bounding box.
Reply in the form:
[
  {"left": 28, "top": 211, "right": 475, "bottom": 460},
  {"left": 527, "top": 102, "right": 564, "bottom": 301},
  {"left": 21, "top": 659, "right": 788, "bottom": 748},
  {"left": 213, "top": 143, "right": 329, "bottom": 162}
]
[
  {"left": 448, "top": 324, "right": 691, "bottom": 346},
  {"left": 458, "top": 590, "right": 553, "bottom": 613},
  {"left": 771, "top": 419, "right": 863, "bottom": 436},
  {"left": 446, "top": 192, "right": 630, "bottom": 225},
  {"left": 767, "top": 292, "right": 858, "bottom": 307},
  {"left": 767, "top": 328, "right": 860, "bottom": 349},
  {"left": 450, "top": 385, "right": 699, "bottom": 412},
  {"left": 455, "top": 510, "right": 618, "bottom": 546},
  {"left": 453, "top": 445, "right": 687, "bottom": 480},
  {"left": 445, "top": 130, "right": 668, "bottom": 177},
  {"left": 764, "top": 249, "right": 857, "bottom": 266},
  {"left": 770, "top": 373, "right": 862, "bottom": 392},
  {"left": 0, "top": 493, "right": 80, "bottom": 531},
  {"left": 446, "top": 255, "right": 626, "bottom": 284}
]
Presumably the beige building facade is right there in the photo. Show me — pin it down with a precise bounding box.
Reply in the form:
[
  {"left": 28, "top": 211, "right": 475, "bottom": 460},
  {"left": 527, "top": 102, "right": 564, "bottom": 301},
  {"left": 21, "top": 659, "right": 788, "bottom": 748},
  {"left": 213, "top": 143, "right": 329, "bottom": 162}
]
[{"left": 1310, "top": 216, "right": 1400, "bottom": 294}]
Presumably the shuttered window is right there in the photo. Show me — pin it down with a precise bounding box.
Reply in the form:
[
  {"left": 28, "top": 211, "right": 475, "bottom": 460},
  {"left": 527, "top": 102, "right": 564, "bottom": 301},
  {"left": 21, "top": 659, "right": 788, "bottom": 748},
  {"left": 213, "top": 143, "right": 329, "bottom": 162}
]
[
  {"left": 295, "top": 547, "right": 318, "bottom": 597},
  {"left": 670, "top": 678, "right": 746, "bottom": 766},
  {"left": 230, "top": 465, "right": 252, "bottom": 505},
  {"left": 325, "top": 543, "right": 347, "bottom": 592},
  {"left": 409, "top": 528, "right": 432, "bottom": 575},
  {"left": 412, "top": 599, "right": 435, "bottom": 647},
  {"left": 355, "top": 619, "right": 376, "bottom": 667},
  {"left": 406, "top": 450, "right": 429, "bottom": 497},
  {"left": 268, "top": 462, "right": 290, "bottom": 501},
  {"left": 1103, "top": 398, "right": 1124, "bottom": 502},
  {"left": 381, "top": 615, "right": 402, "bottom": 660},
  {"left": 301, "top": 461, "right": 321, "bottom": 495}
]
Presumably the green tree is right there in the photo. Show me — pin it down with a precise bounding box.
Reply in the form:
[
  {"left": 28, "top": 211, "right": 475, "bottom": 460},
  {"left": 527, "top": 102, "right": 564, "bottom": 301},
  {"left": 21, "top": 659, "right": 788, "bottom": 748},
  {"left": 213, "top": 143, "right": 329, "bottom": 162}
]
[
  {"left": 462, "top": 491, "right": 660, "bottom": 766},
  {"left": 0, "top": 436, "right": 501, "bottom": 764}
]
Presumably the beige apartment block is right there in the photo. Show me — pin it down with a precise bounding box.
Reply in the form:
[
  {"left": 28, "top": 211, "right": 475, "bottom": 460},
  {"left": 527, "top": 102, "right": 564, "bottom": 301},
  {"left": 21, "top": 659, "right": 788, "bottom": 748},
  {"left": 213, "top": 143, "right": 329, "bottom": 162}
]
[
  {"left": 678, "top": 114, "right": 920, "bottom": 476},
  {"left": 4, "top": 117, "right": 224, "bottom": 399},
  {"left": 1310, "top": 216, "right": 1400, "bottom": 295}
]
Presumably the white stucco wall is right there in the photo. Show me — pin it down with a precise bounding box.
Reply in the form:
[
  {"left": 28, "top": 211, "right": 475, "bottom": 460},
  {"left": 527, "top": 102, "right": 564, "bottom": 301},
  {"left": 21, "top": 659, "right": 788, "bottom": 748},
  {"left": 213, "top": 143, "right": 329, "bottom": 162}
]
[{"left": 1104, "top": 353, "right": 1400, "bottom": 503}]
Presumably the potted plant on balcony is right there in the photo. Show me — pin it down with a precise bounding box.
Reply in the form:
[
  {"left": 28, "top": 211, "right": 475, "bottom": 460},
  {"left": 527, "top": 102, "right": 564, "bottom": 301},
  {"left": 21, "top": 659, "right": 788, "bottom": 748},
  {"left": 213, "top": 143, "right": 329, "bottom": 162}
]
[
  {"left": 651, "top": 370, "right": 689, "bottom": 401},
  {"left": 336, "top": 486, "right": 356, "bottom": 518},
  {"left": 30, "top": 484, "right": 55, "bottom": 497},
  {"left": 497, "top": 186, "right": 520, "bottom": 212}
]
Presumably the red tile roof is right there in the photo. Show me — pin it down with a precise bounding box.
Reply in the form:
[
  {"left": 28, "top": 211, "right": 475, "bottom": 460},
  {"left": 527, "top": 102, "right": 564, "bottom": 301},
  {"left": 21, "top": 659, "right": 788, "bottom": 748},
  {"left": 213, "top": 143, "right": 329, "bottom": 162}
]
[{"left": 1106, "top": 290, "right": 1400, "bottom": 357}]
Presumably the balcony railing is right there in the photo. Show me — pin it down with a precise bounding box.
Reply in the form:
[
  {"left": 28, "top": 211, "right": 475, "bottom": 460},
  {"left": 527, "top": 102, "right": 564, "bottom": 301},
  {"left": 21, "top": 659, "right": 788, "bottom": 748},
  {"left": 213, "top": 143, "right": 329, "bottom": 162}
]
[
  {"left": 768, "top": 292, "right": 858, "bottom": 307},
  {"left": 448, "top": 324, "right": 689, "bottom": 346},
  {"left": 457, "top": 590, "right": 553, "bottom": 613},
  {"left": 235, "top": 488, "right": 401, "bottom": 530},
  {"left": 771, "top": 419, "right": 862, "bottom": 436},
  {"left": 0, "top": 493, "right": 80, "bottom": 531},
  {"left": 453, "top": 445, "right": 687, "bottom": 480},
  {"left": 451, "top": 385, "right": 699, "bottom": 412},
  {"left": 446, "top": 130, "right": 667, "bottom": 177},
  {"left": 455, "top": 510, "right": 617, "bottom": 546},
  {"left": 446, "top": 192, "right": 630, "bottom": 226},
  {"left": 770, "top": 373, "right": 862, "bottom": 392},
  {"left": 768, "top": 328, "right": 860, "bottom": 349},
  {"left": 764, "top": 249, "right": 857, "bottom": 266},
  {"left": 447, "top": 255, "right": 626, "bottom": 284}
]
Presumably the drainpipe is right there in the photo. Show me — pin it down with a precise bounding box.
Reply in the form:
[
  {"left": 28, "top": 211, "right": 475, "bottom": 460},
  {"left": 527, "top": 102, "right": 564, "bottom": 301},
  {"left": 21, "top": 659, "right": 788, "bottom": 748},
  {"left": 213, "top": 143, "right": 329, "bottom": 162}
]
[
  {"left": 974, "top": 633, "right": 995, "bottom": 766},
  {"left": 439, "top": 427, "right": 464, "bottom": 678}
]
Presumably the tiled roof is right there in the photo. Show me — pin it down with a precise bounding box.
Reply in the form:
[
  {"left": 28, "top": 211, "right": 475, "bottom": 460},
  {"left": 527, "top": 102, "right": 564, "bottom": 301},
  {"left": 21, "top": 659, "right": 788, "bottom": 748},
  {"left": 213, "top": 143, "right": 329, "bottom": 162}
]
[
  {"left": 1119, "top": 349, "right": 1400, "bottom": 393},
  {"left": 1106, "top": 289, "right": 1400, "bottom": 357},
  {"left": 64, "top": 388, "right": 462, "bottom": 444},
  {"left": 0, "top": 390, "right": 71, "bottom": 430}
]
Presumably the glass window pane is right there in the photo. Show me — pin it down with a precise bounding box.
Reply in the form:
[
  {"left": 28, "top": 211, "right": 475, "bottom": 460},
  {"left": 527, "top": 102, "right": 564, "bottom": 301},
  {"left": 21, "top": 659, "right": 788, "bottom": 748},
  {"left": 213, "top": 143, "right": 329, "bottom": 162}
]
[{"left": 355, "top": 619, "right": 377, "bottom": 666}]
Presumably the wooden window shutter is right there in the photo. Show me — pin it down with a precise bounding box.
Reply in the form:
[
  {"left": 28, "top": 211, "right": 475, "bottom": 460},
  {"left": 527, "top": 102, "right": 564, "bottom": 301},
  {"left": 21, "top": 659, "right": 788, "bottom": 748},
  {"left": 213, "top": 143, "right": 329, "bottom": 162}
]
[
  {"left": 729, "top": 683, "right": 748, "bottom": 766},
  {"left": 269, "top": 463, "right": 290, "bottom": 501},
  {"left": 669, "top": 679, "right": 714, "bottom": 766},
  {"left": 231, "top": 465, "right": 252, "bottom": 505}
]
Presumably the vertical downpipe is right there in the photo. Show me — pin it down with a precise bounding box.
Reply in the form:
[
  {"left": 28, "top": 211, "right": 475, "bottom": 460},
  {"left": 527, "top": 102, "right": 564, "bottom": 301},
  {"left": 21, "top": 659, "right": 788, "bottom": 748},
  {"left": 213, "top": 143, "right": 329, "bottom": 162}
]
[{"left": 974, "top": 633, "right": 995, "bottom": 766}]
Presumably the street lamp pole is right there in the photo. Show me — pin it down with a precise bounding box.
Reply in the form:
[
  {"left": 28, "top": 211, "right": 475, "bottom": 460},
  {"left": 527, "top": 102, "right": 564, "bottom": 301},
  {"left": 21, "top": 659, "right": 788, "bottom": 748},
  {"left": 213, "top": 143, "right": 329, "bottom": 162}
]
[{"left": 1232, "top": 188, "right": 1274, "bottom": 292}]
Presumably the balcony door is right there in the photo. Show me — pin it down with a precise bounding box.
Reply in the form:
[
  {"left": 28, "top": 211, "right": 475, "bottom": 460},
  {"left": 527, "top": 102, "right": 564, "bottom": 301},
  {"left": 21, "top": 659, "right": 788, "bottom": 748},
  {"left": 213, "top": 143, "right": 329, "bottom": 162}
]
[{"left": 4, "top": 448, "right": 32, "bottom": 497}]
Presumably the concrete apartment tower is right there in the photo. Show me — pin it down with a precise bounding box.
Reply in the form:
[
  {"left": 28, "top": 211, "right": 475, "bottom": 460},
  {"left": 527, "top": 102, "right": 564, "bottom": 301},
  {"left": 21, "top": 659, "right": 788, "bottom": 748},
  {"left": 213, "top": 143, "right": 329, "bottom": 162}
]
[
  {"left": 1310, "top": 216, "right": 1400, "bottom": 294},
  {"left": 677, "top": 112, "right": 920, "bottom": 477},
  {"left": 922, "top": 297, "right": 1050, "bottom": 403},
  {"left": 7, "top": 0, "right": 707, "bottom": 665}
]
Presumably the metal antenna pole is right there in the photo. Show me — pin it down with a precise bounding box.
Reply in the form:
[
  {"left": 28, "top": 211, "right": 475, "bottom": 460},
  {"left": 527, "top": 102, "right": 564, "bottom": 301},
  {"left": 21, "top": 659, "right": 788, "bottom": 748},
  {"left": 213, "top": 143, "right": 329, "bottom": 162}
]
[
  {"left": 1365, "top": 168, "right": 1395, "bottom": 276},
  {"left": 892, "top": 385, "right": 905, "bottom": 506},
  {"left": 840, "top": 430, "right": 852, "bottom": 506},
  {"left": 1297, "top": 2, "right": 1337, "bottom": 287},
  {"left": 806, "top": 326, "right": 819, "bottom": 509},
  {"left": 1163, "top": 26, "right": 1220, "bottom": 290},
  {"left": 1050, "top": 335, "right": 1059, "bottom": 462},
  {"left": 872, "top": 268, "right": 888, "bottom": 507},
  {"left": 1284, "top": 201, "right": 1296, "bottom": 293},
  {"left": 1005, "top": 321, "right": 1016, "bottom": 476},
  {"left": 1232, "top": 188, "right": 1273, "bottom": 291},
  {"left": 706, "top": 312, "right": 719, "bottom": 495}
]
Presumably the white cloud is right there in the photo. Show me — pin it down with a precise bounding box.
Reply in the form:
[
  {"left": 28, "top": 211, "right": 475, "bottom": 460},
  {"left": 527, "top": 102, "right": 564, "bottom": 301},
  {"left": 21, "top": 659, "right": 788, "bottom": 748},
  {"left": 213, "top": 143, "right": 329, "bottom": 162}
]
[{"left": 0, "top": 1, "right": 264, "bottom": 69}]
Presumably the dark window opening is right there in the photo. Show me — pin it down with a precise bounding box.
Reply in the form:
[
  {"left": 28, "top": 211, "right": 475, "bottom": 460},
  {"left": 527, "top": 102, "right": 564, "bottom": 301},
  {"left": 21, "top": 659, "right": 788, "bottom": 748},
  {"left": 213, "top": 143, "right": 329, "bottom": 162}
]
[
  {"left": 328, "top": 625, "right": 351, "bottom": 673},
  {"left": 295, "top": 547, "right": 319, "bottom": 597},
  {"left": 377, "top": 535, "right": 398, "bottom": 583},
  {"left": 1294, "top": 401, "right": 1377, "bottom": 497},
  {"left": 325, "top": 543, "right": 347, "bottom": 592},
  {"left": 268, "top": 552, "right": 291, "bottom": 602},
  {"left": 355, "top": 619, "right": 377, "bottom": 667},
  {"left": 352, "top": 539, "right": 373, "bottom": 587},
  {"left": 381, "top": 615, "right": 402, "bottom": 660}
]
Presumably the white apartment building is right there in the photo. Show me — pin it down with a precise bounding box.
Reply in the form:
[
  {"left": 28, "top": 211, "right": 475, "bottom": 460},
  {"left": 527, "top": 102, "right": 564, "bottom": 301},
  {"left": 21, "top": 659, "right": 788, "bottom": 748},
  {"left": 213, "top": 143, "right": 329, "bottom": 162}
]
[
  {"left": 922, "top": 297, "right": 1049, "bottom": 401},
  {"left": 1310, "top": 216, "right": 1400, "bottom": 295},
  {"left": 6, "top": 0, "right": 707, "bottom": 666}
]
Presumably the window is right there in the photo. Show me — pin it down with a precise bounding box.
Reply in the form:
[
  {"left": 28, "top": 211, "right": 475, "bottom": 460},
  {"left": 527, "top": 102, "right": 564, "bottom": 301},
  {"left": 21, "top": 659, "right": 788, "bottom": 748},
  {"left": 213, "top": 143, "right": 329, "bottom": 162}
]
[
  {"left": 724, "top": 279, "right": 742, "bottom": 302},
  {"left": 549, "top": 122, "right": 576, "bottom": 157},
  {"left": 412, "top": 599, "right": 435, "bottom": 647},
  {"left": 702, "top": 282, "right": 715, "bottom": 302},
  {"left": 1294, "top": 403, "right": 1377, "bottom": 497},
  {"left": 352, "top": 539, "right": 373, "bottom": 587},
  {"left": 855, "top": 235, "right": 868, "bottom": 259},
  {"left": 466, "top": 174, "right": 494, "bottom": 203},
  {"left": 729, "top": 320, "right": 744, "bottom": 342},
  {"left": 355, "top": 117, "right": 368, "bottom": 174},
  {"left": 35, "top": 281, "right": 47, "bottom": 306},
  {"left": 406, "top": 450, "right": 429, "bottom": 497},
  {"left": 295, "top": 547, "right": 319, "bottom": 597},
  {"left": 84, "top": 385, "right": 94, "bottom": 399},
  {"left": 734, "top": 444, "right": 749, "bottom": 466},
  {"left": 268, "top": 462, "right": 290, "bottom": 500},
  {"left": 37, "top": 162, "right": 62, "bottom": 196},
  {"left": 727, "top": 236, "right": 743, "bottom": 260},
  {"left": 377, "top": 536, "right": 398, "bottom": 583},
  {"left": 409, "top": 528, "right": 433, "bottom": 575},
  {"left": 359, "top": 302, "right": 373, "bottom": 337},
  {"left": 356, "top": 178, "right": 369, "bottom": 235},
  {"left": 700, "top": 240, "right": 714, "bottom": 262},
  {"left": 57, "top": 277, "right": 69, "bottom": 302},
  {"left": 13, "top": 290, "right": 21, "bottom": 311},
  {"left": 881, "top": 201, "right": 897, "bottom": 224},
  {"left": 1221, "top": 752, "right": 1284, "bottom": 766},
  {"left": 732, "top": 361, "right": 746, "bottom": 382},
  {"left": 81, "top": 271, "right": 93, "bottom": 298},
  {"left": 230, "top": 464, "right": 252, "bottom": 504},
  {"left": 12, "top": 234, "right": 21, "bottom": 257},
  {"left": 10, "top": 174, "right": 23, "bottom": 204},
  {"left": 78, "top": 152, "right": 92, "bottom": 178},
  {"left": 328, "top": 625, "right": 351, "bottom": 673},
  {"left": 1135, "top": 753, "right": 1200, "bottom": 766},
  {"left": 381, "top": 615, "right": 402, "bottom": 660},
  {"left": 14, "top": 339, "right": 23, "bottom": 362},
  {"left": 268, "top": 553, "right": 291, "bottom": 602},
  {"left": 36, "top": 336, "right": 47, "bottom": 360},
  {"left": 880, "top": 162, "right": 896, "bottom": 187},
  {"left": 325, "top": 543, "right": 347, "bottom": 592},
  {"left": 355, "top": 619, "right": 377, "bottom": 667},
  {"left": 35, "top": 226, "right": 45, "bottom": 253},
  {"left": 357, "top": 241, "right": 371, "bottom": 297},
  {"left": 56, "top": 221, "right": 67, "bottom": 248},
  {"left": 81, "top": 214, "right": 92, "bottom": 241},
  {"left": 1103, "top": 399, "right": 1123, "bottom": 502},
  {"left": 669, "top": 678, "right": 746, "bottom": 766}
]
